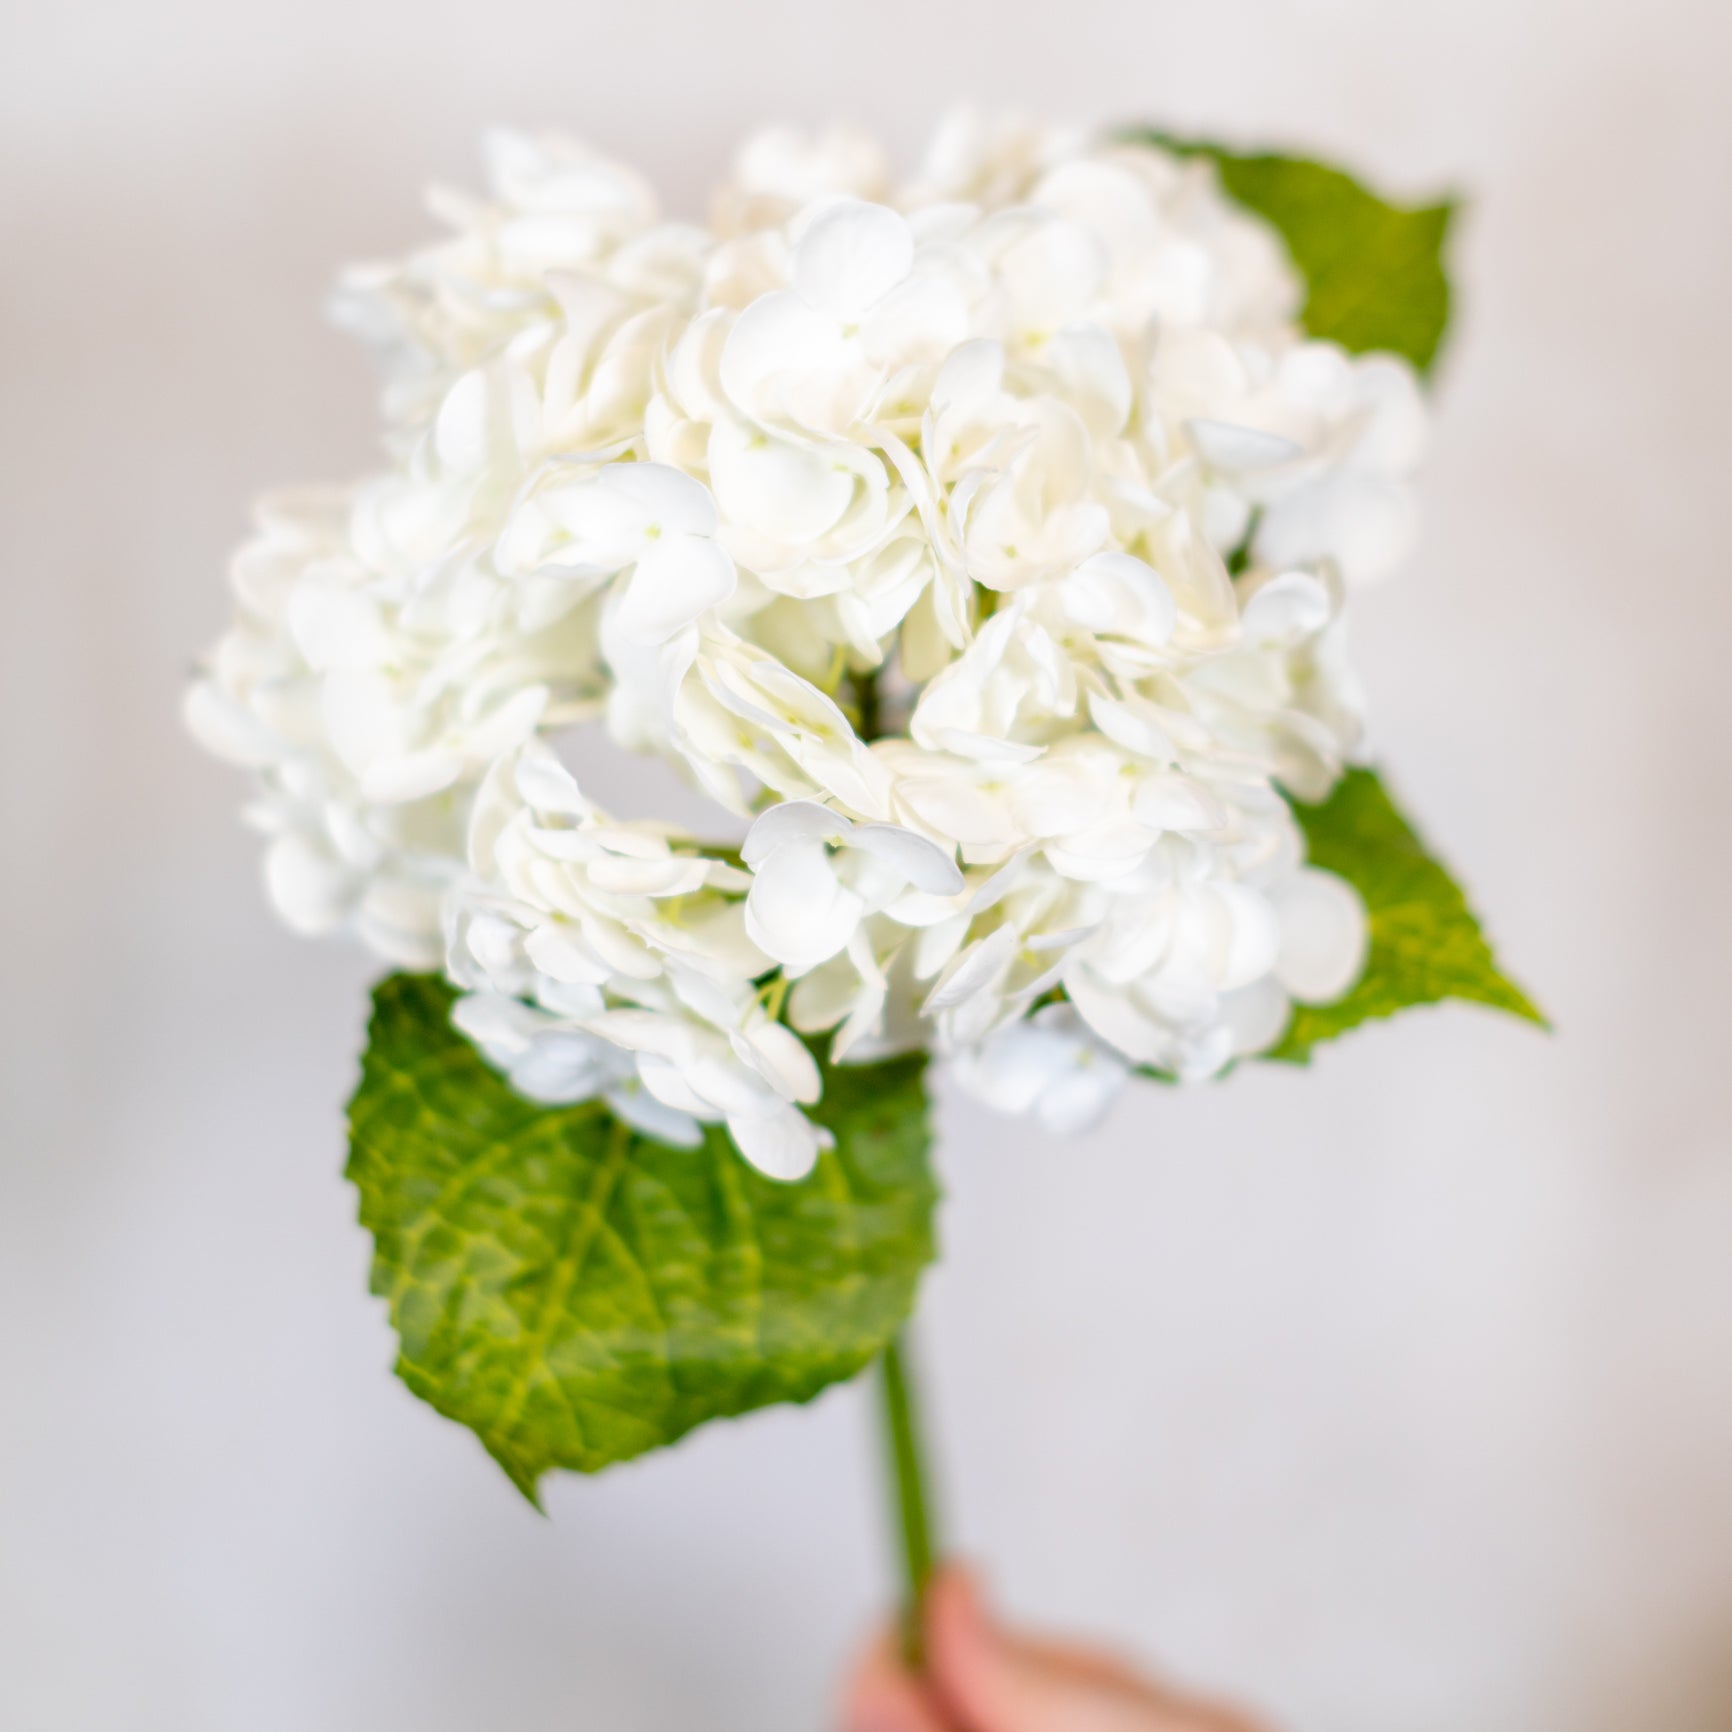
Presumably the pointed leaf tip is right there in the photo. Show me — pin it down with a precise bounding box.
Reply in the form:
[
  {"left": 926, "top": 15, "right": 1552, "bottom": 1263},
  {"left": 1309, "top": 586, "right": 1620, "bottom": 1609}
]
[{"left": 347, "top": 974, "right": 939, "bottom": 1496}]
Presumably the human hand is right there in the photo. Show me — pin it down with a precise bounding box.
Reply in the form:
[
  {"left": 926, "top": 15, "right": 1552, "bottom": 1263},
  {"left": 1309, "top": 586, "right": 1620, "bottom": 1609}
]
[{"left": 840, "top": 1567, "right": 1269, "bottom": 1732}]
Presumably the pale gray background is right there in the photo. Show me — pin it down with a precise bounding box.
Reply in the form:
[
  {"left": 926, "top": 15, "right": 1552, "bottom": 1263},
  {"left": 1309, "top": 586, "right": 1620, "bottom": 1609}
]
[{"left": 4, "top": 1, "right": 1731, "bottom": 1728}]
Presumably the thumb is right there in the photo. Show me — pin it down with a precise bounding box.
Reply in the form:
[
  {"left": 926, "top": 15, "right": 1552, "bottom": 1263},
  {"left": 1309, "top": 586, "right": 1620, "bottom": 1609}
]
[{"left": 925, "top": 1566, "right": 1037, "bottom": 1732}]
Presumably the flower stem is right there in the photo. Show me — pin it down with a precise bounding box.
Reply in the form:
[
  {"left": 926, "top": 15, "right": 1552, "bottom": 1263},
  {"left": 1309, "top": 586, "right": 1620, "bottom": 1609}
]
[{"left": 877, "top": 1330, "right": 938, "bottom": 1670}]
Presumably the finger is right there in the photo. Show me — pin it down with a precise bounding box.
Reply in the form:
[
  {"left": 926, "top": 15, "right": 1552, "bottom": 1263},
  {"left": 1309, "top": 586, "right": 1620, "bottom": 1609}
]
[
  {"left": 1008, "top": 1632, "right": 1163, "bottom": 1698},
  {"left": 926, "top": 1570, "right": 1267, "bottom": 1732},
  {"left": 840, "top": 1629, "right": 953, "bottom": 1732},
  {"left": 998, "top": 1632, "right": 1270, "bottom": 1731}
]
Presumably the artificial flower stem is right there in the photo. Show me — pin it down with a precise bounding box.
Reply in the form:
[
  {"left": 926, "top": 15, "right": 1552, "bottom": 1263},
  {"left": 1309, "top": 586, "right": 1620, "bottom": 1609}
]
[{"left": 878, "top": 1330, "right": 938, "bottom": 1670}]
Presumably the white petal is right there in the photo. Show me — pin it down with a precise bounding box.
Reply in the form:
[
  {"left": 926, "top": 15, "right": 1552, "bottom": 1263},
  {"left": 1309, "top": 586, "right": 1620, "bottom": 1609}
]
[
  {"left": 1187, "top": 418, "right": 1304, "bottom": 472},
  {"left": 524, "top": 922, "right": 611, "bottom": 986},
  {"left": 731, "top": 122, "right": 890, "bottom": 205},
  {"left": 1009, "top": 762, "right": 1110, "bottom": 839},
  {"left": 511, "top": 1033, "right": 611, "bottom": 1104},
  {"left": 287, "top": 581, "right": 388, "bottom": 672},
  {"left": 1241, "top": 570, "right": 1332, "bottom": 646},
  {"left": 575, "top": 911, "right": 662, "bottom": 981},
  {"left": 455, "top": 909, "right": 520, "bottom": 981},
  {"left": 320, "top": 669, "right": 400, "bottom": 776},
  {"left": 996, "top": 215, "right": 1104, "bottom": 331},
  {"left": 1044, "top": 326, "right": 1131, "bottom": 437},
  {"left": 537, "top": 979, "right": 607, "bottom": 1021},
  {"left": 598, "top": 461, "right": 719, "bottom": 537},
  {"left": 451, "top": 990, "right": 540, "bottom": 1061},
  {"left": 540, "top": 473, "right": 652, "bottom": 568},
  {"left": 357, "top": 873, "right": 443, "bottom": 966},
  {"left": 584, "top": 1008, "right": 699, "bottom": 1062},
  {"left": 605, "top": 1083, "right": 705, "bottom": 1147},
  {"left": 1221, "top": 977, "right": 1292, "bottom": 1056},
  {"left": 932, "top": 336, "right": 1005, "bottom": 410},
  {"left": 1043, "top": 817, "right": 1155, "bottom": 881},
  {"left": 1066, "top": 551, "right": 1176, "bottom": 646},
  {"left": 828, "top": 980, "right": 891, "bottom": 1063},
  {"left": 586, "top": 854, "right": 711, "bottom": 897},
  {"left": 922, "top": 924, "right": 1015, "bottom": 1013},
  {"left": 182, "top": 682, "right": 281, "bottom": 767},
  {"left": 686, "top": 1047, "right": 785, "bottom": 1117},
  {"left": 1086, "top": 691, "right": 1178, "bottom": 763},
  {"left": 911, "top": 913, "right": 969, "bottom": 980},
  {"left": 792, "top": 198, "right": 913, "bottom": 319},
  {"left": 1272, "top": 867, "right": 1369, "bottom": 1003},
  {"left": 720, "top": 291, "right": 851, "bottom": 413},
  {"left": 264, "top": 832, "right": 353, "bottom": 935},
  {"left": 1062, "top": 968, "right": 1169, "bottom": 1066},
  {"left": 789, "top": 953, "right": 869, "bottom": 1033},
  {"left": 513, "top": 747, "right": 590, "bottom": 818},
  {"left": 952, "top": 1020, "right": 1074, "bottom": 1116},
  {"left": 1257, "top": 477, "right": 1417, "bottom": 587},
  {"left": 636, "top": 1054, "right": 716, "bottom": 1118},
  {"left": 734, "top": 1019, "right": 822, "bottom": 1105},
  {"left": 464, "top": 685, "right": 549, "bottom": 761},
  {"left": 615, "top": 534, "right": 736, "bottom": 644},
  {"left": 728, "top": 1105, "right": 827, "bottom": 1182},
  {"left": 435, "top": 369, "right": 493, "bottom": 474},
  {"left": 1130, "top": 775, "right": 1225, "bottom": 834},
  {"left": 848, "top": 824, "right": 964, "bottom": 895},
  {"left": 1198, "top": 883, "right": 1283, "bottom": 992},
  {"left": 896, "top": 776, "right": 1018, "bottom": 850},
  {"left": 861, "top": 267, "right": 971, "bottom": 364},
  {"left": 745, "top": 838, "right": 863, "bottom": 969},
  {"left": 743, "top": 800, "right": 849, "bottom": 867},
  {"left": 359, "top": 748, "right": 464, "bottom": 805},
  {"left": 708, "top": 419, "right": 856, "bottom": 543},
  {"left": 1036, "top": 1056, "right": 1127, "bottom": 1135}
]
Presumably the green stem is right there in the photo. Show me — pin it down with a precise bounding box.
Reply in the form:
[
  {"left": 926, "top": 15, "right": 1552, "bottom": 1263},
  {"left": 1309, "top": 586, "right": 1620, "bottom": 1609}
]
[{"left": 878, "top": 1330, "right": 938, "bottom": 1669}]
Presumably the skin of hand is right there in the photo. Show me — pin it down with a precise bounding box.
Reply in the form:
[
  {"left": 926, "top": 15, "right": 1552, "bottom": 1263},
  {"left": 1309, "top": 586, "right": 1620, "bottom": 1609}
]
[{"left": 839, "top": 1567, "right": 1269, "bottom": 1732}]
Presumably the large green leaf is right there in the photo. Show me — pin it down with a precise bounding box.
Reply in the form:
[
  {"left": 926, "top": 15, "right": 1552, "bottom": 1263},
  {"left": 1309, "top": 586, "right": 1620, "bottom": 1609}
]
[
  {"left": 1132, "top": 131, "right": 1457, "bottom": 376},
  {"left": 347, "top": 974, "right": 939, "bottom": 1502},
  {"left": 1270, "top": 769, "right": 1545, "bottom": 1063}
]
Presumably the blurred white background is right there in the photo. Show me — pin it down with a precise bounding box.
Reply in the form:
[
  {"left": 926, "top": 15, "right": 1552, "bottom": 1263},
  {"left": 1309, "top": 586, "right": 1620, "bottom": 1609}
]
[{"left": 4, "top": 1, "right": 1731, "bottom": 1728}]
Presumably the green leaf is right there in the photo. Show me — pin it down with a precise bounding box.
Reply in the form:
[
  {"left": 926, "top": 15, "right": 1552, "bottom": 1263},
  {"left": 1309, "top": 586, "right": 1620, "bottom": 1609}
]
[
  {"left": 1130, "top": 131, "right": 1457, "bottom": 375},
  {"left": 1269, "top": 769, "right": 1545, "bottom": 1064},
  {"left": 346, "top": 974, "right": 940, "bottom": 1502}
]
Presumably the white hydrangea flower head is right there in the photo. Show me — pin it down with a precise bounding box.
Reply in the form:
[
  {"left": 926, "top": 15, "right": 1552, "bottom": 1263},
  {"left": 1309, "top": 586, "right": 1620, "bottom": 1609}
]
[{"left": 189, "top": 112, "right": 1426, "bottom": 1177}]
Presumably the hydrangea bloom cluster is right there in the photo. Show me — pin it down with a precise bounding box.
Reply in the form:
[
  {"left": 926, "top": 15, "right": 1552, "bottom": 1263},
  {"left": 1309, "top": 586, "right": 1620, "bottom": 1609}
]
[{"left": 188, "top": 113, "right": 1427, "bottom": 1179}]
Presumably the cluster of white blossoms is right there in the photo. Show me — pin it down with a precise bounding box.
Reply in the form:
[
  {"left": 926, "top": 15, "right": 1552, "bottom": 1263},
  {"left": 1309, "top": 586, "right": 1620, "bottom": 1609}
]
[{"left": 188, "top": 112, "right": 1428, "bottom": 1179}]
